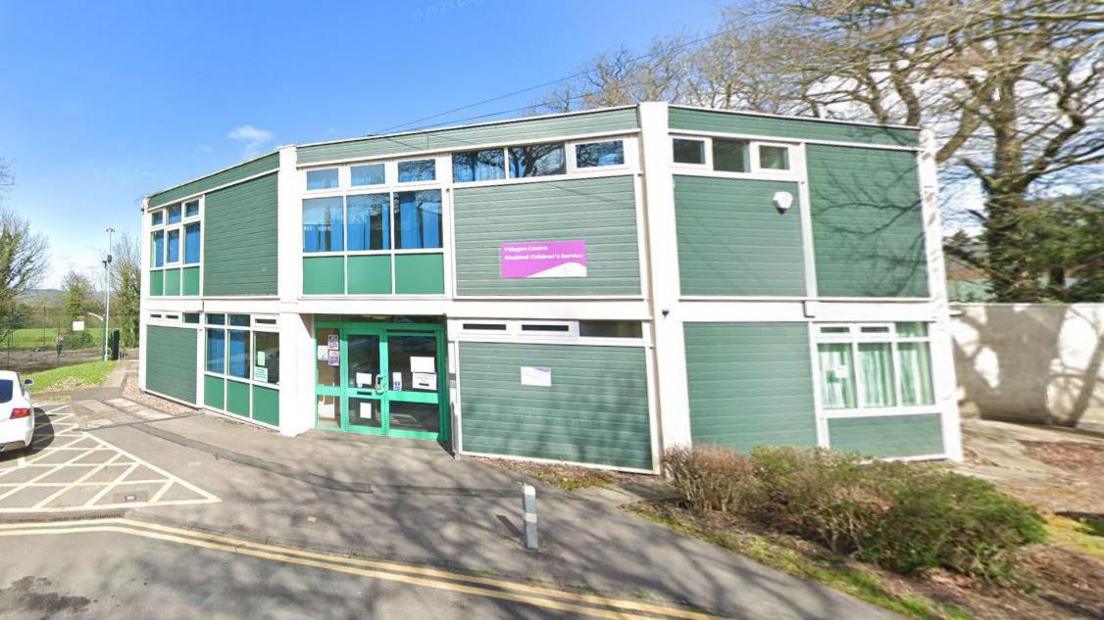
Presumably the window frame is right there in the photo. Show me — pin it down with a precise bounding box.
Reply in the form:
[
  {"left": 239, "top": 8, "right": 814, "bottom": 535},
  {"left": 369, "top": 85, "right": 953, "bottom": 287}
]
[
  {"left": 567, "top": 139, "right": 629, "bottom": 174},
  {"left": 814, "top": 322, "right": 936, "bottom": 418},
  {"left": 147, "top": 196, "right": 203, "bottom": 297},
  {"left": 670, "top": 133, "right": 799, "bottom": 180},
  {"left": 203, "top": 313, "right": 281, "bottom": 387}
]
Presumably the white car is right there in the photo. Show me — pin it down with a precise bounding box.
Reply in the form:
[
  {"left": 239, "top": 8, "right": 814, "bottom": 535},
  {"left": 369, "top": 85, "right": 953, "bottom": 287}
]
[{"left": 0, "top": 371, "right": 35, "bottom": 453}]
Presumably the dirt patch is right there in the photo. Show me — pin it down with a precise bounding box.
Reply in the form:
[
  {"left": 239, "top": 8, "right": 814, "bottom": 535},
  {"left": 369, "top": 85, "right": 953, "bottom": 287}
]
[
  {"left": 479, "top": 458, "right": 623, "bottom": 491},
  {"left": 1023, "top": 440, "right": 1104, "bottom": 473},
  {"left": 121, "top": 376, "right": 197, "bottom": 416}
]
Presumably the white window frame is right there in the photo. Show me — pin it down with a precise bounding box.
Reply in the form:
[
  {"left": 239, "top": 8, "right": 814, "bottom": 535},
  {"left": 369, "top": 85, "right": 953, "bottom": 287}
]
[
  {"left": 455, "top": 319, "right": 650, "bottom": 346},
  {"left": 566, "top": 138, "right": 632, "bottom": 175},
  {"left": 203, "top": 313, "right": 281, "bottom": 387},
  {"left": 670, "top": 133, "right": 800, "bottom": 181},
  {"left": 305, "top": 167, "right": 341, "bottom": 193},
  {"left": 813, "top": 322, "right": 936, "bottom": 419},
  {"left": 147, "top": 196, "right": 205, "bottom": 297}
]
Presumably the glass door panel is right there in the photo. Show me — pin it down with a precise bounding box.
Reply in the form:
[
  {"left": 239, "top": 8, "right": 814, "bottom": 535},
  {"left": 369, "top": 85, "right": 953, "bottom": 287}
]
[
  {"left": 387, "top": 335, "right": 437, "bottom": 394},
  {"left": 316, "top": 394, "right": 341, "bottom": 429},
  {"left": 315, "top": 328, "right": 341, "bottom": 388},
  {"left": 346, "top": 333, "right": 383, "bottom": 430},
  {"left": 389, "top": 401, "right": 439, "bottom": 434}
]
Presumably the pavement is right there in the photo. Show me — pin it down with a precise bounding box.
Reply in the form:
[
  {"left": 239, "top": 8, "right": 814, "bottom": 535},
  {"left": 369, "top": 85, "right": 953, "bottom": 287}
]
[{"left": 0, "top": 363, "right": 898, "bottom": 619}]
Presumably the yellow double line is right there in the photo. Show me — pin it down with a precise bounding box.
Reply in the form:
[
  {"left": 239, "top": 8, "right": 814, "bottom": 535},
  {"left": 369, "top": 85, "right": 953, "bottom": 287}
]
[{"left": 0, "top": 518, "right": 716, "bottom": 619}]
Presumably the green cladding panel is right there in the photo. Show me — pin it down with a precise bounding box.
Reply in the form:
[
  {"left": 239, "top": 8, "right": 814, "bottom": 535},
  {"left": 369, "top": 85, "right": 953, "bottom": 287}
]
[
  {"left": 204, "top": 374, "right": 225, "bottom": 410},
  {"left": 454, "top": 176, "right": 641, "bottom": 296},
  {"left": 459, "top": 342, "right": 652, "bottom": 470},
  {"left": 203, "top": 173, "right": 279, "bottom": 296},
  {"left": 145, "top": 325, "right": 197, "bottom": 404},
  {"left": 252, "top": 385, "right": 280, "bottom": 426},
  {"left": 347, "top": 255, "right": 391, "bottom": 294},
  {"left": 395, "top": 254, "right": 444, "bottom": 294},
  {"left": 148, "top": 152, "right": 279, "bottom": 207},
  {"left": 182, "top": 266, "right": 200, "bottom": 296},
  {"left": 675, "top": 176, "right": 806, "bottom": 296},
  {"left": 298, "top": 108, "right": 638, "bottom": 165},
  {"left": 164, "top": 268, "right": 181, "bottom": 296},
  {"left": 669, "top": 107, "right": 918, "bottom": 147},
  {"left": 226, "top": 380, "right": 250, "bottom": 417},
  {"left": 807, "top": 145, "right": 929, "bottom": 298},
  {"left": 149, "top": 270, "right": 164, "bottom": 296},
  {"left": 303, "top": 256, "right": 345, "bottom": 294},
  {"left": 828, "top": 414, "right": 944, "bottom": 458},
  {"left": 684, "top": 323, "right": 817, "bottom": 452}
]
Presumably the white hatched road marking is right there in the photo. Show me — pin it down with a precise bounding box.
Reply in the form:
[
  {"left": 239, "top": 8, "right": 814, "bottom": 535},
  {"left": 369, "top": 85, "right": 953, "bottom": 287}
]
[{"left": 0, "top": 404, "right": 219, "bottom": 513}]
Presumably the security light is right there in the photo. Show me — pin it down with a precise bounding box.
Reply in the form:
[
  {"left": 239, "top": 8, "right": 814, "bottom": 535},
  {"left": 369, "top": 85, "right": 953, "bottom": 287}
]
[{"left": 772, "top": 191, "right": 794, "bottom": 213}]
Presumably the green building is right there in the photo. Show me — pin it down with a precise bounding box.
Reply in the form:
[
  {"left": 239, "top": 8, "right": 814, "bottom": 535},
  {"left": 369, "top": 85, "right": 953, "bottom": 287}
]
[{"left": 139, "top": 102, "right": 961, "bottom": 472}]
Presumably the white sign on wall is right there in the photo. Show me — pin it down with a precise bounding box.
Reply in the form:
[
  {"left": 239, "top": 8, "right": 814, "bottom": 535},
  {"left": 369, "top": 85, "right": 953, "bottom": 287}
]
[
  {"left": 72, "top": 320, "right": 85, "bottom": 332},
  {"left": 520, "top": 366, "right": 552, "bottom": 387}
]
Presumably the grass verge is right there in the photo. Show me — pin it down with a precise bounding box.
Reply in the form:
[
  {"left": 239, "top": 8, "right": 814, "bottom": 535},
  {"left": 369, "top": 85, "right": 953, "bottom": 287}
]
[
  {"left": 26, "top": 360, "right": 116, "bottom": 393},
  {"left": 1047, "top": 514, "right": 1104, "bottom": 560}
]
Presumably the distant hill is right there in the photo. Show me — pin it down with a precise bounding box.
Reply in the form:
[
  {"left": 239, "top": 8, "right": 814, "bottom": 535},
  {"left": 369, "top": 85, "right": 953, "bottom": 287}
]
[{"left": 16, "top": 288, "right": 65, "bottom": 306}]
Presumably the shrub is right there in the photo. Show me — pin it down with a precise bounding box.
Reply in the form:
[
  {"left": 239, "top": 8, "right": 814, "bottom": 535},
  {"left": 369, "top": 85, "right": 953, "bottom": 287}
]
[{"left": 662, "top": 445, "right": 1047, "bottom": 580}]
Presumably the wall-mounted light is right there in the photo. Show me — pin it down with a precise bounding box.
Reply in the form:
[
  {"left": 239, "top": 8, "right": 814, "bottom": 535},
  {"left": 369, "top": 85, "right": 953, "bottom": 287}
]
[{"left": 772, "top": 191, "right": 794, "bottom": 213}]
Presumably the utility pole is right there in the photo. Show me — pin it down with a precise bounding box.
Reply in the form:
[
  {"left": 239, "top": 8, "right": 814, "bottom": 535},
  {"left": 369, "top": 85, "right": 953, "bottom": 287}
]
[{"left": 103, "top": 227, "right": 114, "bottom": 361}]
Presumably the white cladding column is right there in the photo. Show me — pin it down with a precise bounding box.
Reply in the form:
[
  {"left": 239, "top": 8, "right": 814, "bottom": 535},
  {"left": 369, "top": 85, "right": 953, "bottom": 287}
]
[
  {"left": 276, "top": 146, "right": 314, "bottom": 436},
  {"left": 919, "top": 128, "right": 963, "bottom": 461},
  {"left": 137, "top": 196, "right": 151, "bottom": 391},
  {"left": 638, "top": 102, "right": 693, "bottom": 449}
]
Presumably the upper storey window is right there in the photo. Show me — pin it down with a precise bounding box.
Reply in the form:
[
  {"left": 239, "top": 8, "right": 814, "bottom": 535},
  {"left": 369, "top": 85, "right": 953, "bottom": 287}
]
[
  {"left": 673, "top": 138, "right": 705, "bottom": 164},
  {"left": 575, "top": 140, "right": 624, "bottom": 168},
  {"left": 453, "top": 149, "right": 505, "bottom": 182},
  {"left": 398, "top": 159, "right": 436, "bottom": 183},
  {"left": 303, "top": 197, "right": 344, "bottom": 252},
  {"left": 351, "top": 163, "right": 385, "bottom": 186},
  {"left": 671, "top": 135, "right": 796, "bottom": 177},
  {"left": 712, "top": 139, "right": 750, "bottom": 172},
  {"left": 307, "top": 168, "right": 339, "bottom": 191},
  {"left": 509, "top": 143, "right": 565, "bottom": 178}
]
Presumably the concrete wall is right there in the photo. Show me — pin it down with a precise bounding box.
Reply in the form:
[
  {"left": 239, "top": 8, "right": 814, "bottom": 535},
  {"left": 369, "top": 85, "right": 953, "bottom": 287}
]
[{"left": 951, "top": 303, "right": 1104, "bottom": 432}]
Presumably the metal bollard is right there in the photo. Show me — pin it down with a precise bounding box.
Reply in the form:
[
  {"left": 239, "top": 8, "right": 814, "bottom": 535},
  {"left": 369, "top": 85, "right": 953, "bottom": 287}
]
[{"left": 522, "top": 484, "right": 538, "bottom": 550}]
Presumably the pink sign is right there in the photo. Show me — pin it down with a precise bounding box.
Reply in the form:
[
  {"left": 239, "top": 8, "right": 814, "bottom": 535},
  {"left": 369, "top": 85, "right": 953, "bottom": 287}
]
[{"left": 500, "top": 240, "right": 588, "bottom": 279}]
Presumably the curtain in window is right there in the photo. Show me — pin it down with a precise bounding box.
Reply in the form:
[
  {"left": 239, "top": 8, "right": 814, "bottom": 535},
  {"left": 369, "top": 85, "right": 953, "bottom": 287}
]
[
  {"left": 152, "top": 232, "right": 164, "bottom": 268},
  {"left": 206, "top": 329, "right": 225, "bottom": 373},
  {"left": 453, "top": 150, "right": 505, "bottom": 182},
  {"left": 347, "top": 194, "right": 390, "bottom": 251},
  {"left": 228, "top": 330, "right": 250, "bottom": 379},
  {"left": 817, "top": 343, "right": 856, "bottom": 409},
  {"left": 166, "top": 229, "right": 180, "bottom": 263},
  {"left": 167, "top": 205, "right": 181, "bottom": 224},
  {"left": 184, "top": 223, "right": 201, "bottom": 264},
  {"left": 303, "top": 197, "right": 344, "bottom": 252},
  {"left": 898, "top": 342, "right": 935, "bottom": 405},
  {"left": 394, "top": 190, "right": 442, "bottom": 249},
  {"left": 858, "top": 343, "right": 897, "bottom": 407}
]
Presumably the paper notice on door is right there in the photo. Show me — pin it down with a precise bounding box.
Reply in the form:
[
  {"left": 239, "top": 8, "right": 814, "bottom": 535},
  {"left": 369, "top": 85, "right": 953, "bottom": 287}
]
[
  {"left": 410, "top": 356, "right": 435, "bottom": 373},
  {"left": 317, "top": 345, "right": 328, "bottom": 361},
  {"left": 359, "top": 401, "right": 373, "bottom": 421},
  {"left": 328, "top": 350, "right": 340, "bottom": 367},
  {"left": 412, "top": 372, "right": 436, "bottom": 391},
  {"left": 520, "top": 366, "right": 552, "bottom": 387},
  {"left": 328, "top": 335, "right": 339, "bottom": 350},
  {"left": 355, "top": 372, "right": 373, "bottom": 387},
  {"left": 254, "top": 366, "right": 268, "bottom": 383},
  {"left": 392, "top": 371, "right": 403, "bottom": 391},
  {"left": 256, "top": 351, "right": 266, "bottom": 366},
  {"left": 319, "top": 402, "right": 336, "bottom": 419}
]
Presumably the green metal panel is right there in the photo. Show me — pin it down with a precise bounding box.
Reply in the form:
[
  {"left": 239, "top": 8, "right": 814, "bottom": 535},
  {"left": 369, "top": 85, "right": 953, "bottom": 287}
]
[
  {"left": 164, "top": 268, "right": 181, "bottom": 296},
  {"left": 182, "top": 266, "right": 200, "bottom": 296},
  {"left": 145, "top": 325, "right": 197, "bottom": 404},
  {"left": 303, "top": 256, "right": 345, "bottom": 294},
  {"left": 204, "top": 374, "right": 225, "bottom": 410},
  {"left": 684, "top": 323, "right": 817, "bottom": 452},
  {"left": 454, "top": 176, "right": 641, "bottom": 296},
  {"left": 149, "top": 270, "right": 164, "bottom": 296},
  {"left": 204, "top": 173, "right": 279, "bottom": 296},
  {"left": 298, "top": 108, "right": 638, "bottom": 165},
  {"left": 347, "top": 255, "right": 392, "bottom": 294},
  {"left": 148, "top": 152, "right": 279, "bottom": 207},
  {"left": 395, "top": 254, "right": 444, "bottom": 294},
  {"left": 459, "top": 342, "right": 652, "bottom": 470},
  {"left": 675, "top": 176, "right": 806, "bottom": 296},
  {"left": 226, "top": 380, "right": 250, "bottom": 417},
  {"left": 807, "top": 145, "right": 929, "bottom": 297},
  {"left": 252, "top": 385, "right": 279, "bottom": 426},
  {"left": 669, "top": 107, "right": 918, "bottom": 147},
  {"left": 828, "top": 414, "right": 944, "bottom": 458}
]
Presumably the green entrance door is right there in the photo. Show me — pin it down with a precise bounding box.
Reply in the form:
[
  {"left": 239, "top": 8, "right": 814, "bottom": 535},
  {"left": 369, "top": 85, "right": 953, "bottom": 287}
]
[{"left": 314, "top": 321, "right": 448, "bottom": 442}]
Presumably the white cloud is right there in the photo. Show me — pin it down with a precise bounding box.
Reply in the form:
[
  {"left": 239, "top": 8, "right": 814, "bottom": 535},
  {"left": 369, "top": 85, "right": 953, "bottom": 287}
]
[{"left": 227, "top": 125, "right": 274, "bottom": 159}]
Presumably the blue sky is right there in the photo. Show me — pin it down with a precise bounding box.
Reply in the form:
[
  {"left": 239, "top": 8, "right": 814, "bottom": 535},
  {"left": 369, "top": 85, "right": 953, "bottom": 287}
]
[{"left": 0, "top": 0, "right": 724, "bottom": 287}]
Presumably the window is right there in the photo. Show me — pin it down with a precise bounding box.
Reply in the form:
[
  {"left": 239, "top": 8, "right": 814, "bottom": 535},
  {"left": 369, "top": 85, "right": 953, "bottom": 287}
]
[
  {"left": 228, "top": 329, "right": 250, "bottom": 379},
  {"left": 712, "top": 139, "right": 750, "bottom": 172},
  {"left": 184, "top": 313, "right": 200, "bottom": 324},
  {"left": 461, "top": 323, "right": 508, "bottom": 331},
  {"left": 184, "top": 223, "right": 201, "bottom": 264},
  {"left": 397, "top": 159, "right": 436, "bottom": 183},
  {"left": 673, "top": 138, "right": 705, "bottom": 164},
  {"left": 575, "top": 141, "right": 624, "bottom": 168},
  {"left": 206, "top": 329, "right": 226, "bottom": 373},
  {"left": 152, "top": 231, "right": 164, "bottom": 268},
  {"left": 229, "top": 314, "right": 250, "bottom": 327},
  {"left": 579, "top": 320, "right": 642, "bottom": 338},
  {"left": 151, "top": 211, "right": 163, "bottom": 226},
  {"left": 815, "top": 323, "right": 935, "bottom": 412},
  {"left": 520, "top": 323, "right": 571, "bottom": 332},
  {"left": 166, "top": 229, "right": 180, "bottom": 263},
  {"left": 167, "top": 205, "right": 182, "bottom": 224},
  {"left": 347, "top": 194, "right": 390, "bottom": 251},
  {"left": 453, "top": 149, "right": 505, "bottom": 182},
  {"left": 184, "top": 200, "right": 200, "bottom": 218},
  {"left": 351, "top": 163, "right": 385, "bottom": 186},
  {"left": 253, "top": 331, "right": 279, "bottom": 384},
  {"left": 393, "top": 190, "right": 442, "bottom": 249},
  {"left": 509, "top": 143, "right": 565, "bottom": 177},
  {"left": 307, "top": 168, "right": 339, "bottom": 190},
  {"left": 206, "top": 314, "right": 226, "bottom": 325},
  {"left": 759, "top": 145, "right": 790, "bottom": 170},
  {"left": 303, "top": 197, "right": 344, "bottom": 252}
]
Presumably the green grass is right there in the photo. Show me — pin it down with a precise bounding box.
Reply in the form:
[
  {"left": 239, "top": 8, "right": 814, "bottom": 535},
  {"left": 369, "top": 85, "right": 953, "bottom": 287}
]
[
  {"left": 1047, "top": 515, "right": 1104, "bottom": 560},
  {"left": 629, "top": 502, "right": 974, "bottom": 620},
  {"left": 26, "top": 360, "right": 116, "bottom": 393},
  {"left": 5, "top": 327, "right": 104, "bottom": 351}
]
